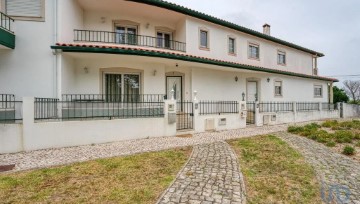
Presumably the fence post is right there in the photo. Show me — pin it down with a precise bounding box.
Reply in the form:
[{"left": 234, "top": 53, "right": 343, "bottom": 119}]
[
  {"left": 193, "top": 96, "right": 200, "bottom": 132},
  {"left": 239, "top": 101, "right": 247, "bottom": 128},
  {"left": 339, "top": 102, "right": 344, "bottom": 118},
  {"left": 293, "top": 102, "right": 297, "bottom": 123},
  {"left": 164, "top": 99, "right": 177, "bottom": 136},
  {"left": 22, "top": 97, "right": 35, "bottom": 151},
  {"left": 255, "top": 101, "right": 262, "bottom": 127}
]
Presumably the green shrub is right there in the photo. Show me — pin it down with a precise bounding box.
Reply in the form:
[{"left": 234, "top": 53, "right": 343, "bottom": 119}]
[
  {"left": 334, "top": 130, "right": 353, "bottom": 143},
  {"left": 342, "top": 146, "right": 355, "bottom": 155},
  {"left": 354, "top": 133, "right": 360, "bottom": 140},
  {"left": 322, "top": 120, "right": 338, "bottom": 128},
  {"left": 304, "top": 123, "right": 321, "bottom": 131},
  {"left": 288, "top": 126, "right": 304, "bottom": 134},
  {"left": 314, "top": 130, "right": 331, "bottom": 143},
  {"left": 339, "top": 121, "right": 353, "bottom": 130},
  {"left": 356, "top": 142, "right": 360, "bottom": 147},
  {"left": 326, "top": 141, "right": 336, "bottom": 147}
]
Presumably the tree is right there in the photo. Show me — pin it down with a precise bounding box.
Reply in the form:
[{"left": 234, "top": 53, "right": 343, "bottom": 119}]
[
  {"left": 333, "top": 86, "right": 349, "bottom": 103},
  {"left": 343, "top": 80, "right": 360, "bottom": 102}
]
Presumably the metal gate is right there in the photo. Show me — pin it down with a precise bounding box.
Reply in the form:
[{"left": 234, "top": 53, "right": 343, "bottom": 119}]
[
  {"left": 246, "top": 102, "right": 256, "bottom": 125},
  {"left": 176, "top": 101, "right": 193, "bottom": 130}
]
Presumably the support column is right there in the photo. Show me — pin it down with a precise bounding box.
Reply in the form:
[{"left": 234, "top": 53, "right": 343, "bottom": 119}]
[
  {"left": 255, "top": 101, "right": 262, "bottom": 127},
  {"left": 329, "top": 83, "right": 334, "bottom": 103},
  {"left": 22, "top": 97, "right": 35, "bottom": 151}
]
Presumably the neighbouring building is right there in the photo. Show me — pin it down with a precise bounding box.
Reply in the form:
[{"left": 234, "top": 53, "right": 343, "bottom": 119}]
[{"left": 0, "top": 0, "right": 340, "bottom": 153}]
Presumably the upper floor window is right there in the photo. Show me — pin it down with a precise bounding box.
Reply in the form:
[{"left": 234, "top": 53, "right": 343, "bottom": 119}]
[
  {"left": 248, "top": 43, "right": 260, "bottom": 59},
  {"left": 274, "top": 80, "right": 283, "bottom": 97},
  {"left": 314, "top": 85, "right": 323, "bottom": 97},
  {"left": 115, "top": 24, "right": 138, "bottom": 45},
  {"left": 3, "top": 0, "right": 45, "bottom": 21},
  {"left": 228, "top": 37, "right": 236, "bottom": 55},
  {"left": 277, "top": 51, "right": 286, "bottom": 65},
  {"left": 199, "top": 29, "right": 209, "bottom": 49},
  {"left": 157, "top": 31, "right": 172, "bottom": 49}
]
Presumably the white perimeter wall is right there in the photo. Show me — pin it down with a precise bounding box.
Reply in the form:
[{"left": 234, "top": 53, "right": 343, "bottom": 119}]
[
  {"left": 186, "top": 17, "right": 314, "bottom": 76},
  {"left": 342, "top": 103, "right": 360, "bottom": 118}
]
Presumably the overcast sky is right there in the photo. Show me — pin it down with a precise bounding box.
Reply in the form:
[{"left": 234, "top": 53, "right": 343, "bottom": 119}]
[{"left": 167, "top": 0, "right": 360, "bottom": 86}]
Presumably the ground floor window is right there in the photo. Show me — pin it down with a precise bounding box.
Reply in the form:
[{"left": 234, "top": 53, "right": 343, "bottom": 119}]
[
  {"left": 105, "top": 73, "right": 140, "bottom": 102},
  {"left": 274, "top": 81, "right": 283, "bottom": 96},
  {"left": 314, "top": 85, "right": 323, "bottom": 97}
]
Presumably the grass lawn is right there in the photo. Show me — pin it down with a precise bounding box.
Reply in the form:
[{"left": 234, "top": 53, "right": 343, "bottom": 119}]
[
  {"left": 0, "top": 147, "right": 191, "bottom": 204},
  {"left": 229, "top": 135, "right": 321, "bottom": 204},
  {"left": 288, "top": 120, "right": 360, "bottom": 160}
]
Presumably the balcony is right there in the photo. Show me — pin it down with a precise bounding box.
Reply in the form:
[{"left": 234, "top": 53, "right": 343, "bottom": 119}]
[
  {"left": 74, "top": 29, "right": 186, "bottom": 52},
  {"left": 0, "top": 12, "right": 15, "bottom": 49}
]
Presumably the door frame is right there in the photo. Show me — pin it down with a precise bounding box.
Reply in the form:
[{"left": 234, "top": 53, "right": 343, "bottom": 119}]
[
  {"left": 166, "top": 76, "right": 183, "bottom": 101},
  {"left": 246, "top": 78, "right": 260, "bottom": 102}
]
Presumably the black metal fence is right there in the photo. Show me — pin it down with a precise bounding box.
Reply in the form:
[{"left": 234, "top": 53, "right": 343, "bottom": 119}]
[
  {"left": 35, "top": 95, "right": 165, "bottom": 121},
  {"left": 74, "top": 29, "right": 186, "bottom": 52},
  {"left": 246, "top": 102, "right": 256, "bottom": 125},
  {"left": 296, "top": 102, "right": 320, "bottom": 112},
  {"left": 259, "top": 102, "right": 294, "bottom": 113},
  {"left": 62, "top": 94, "right": 165, "bottom": 103},
  {"left": 34, "top": 98, "right": 59, "bottom": 120},
  {"left": 322, "top": 103, "right": 338, "bottom": 111},
  {"left": 199, "top": 101, "right": 239, "bottom": 115},
  {"left": 176, "top": 101, "right": 193, "bottom": 130},
  {"left": 0, "top": 12, "right": 14, "bottom": 33},
  {"left": 0, "top": 94, "right": 22, "bottom": 123}
]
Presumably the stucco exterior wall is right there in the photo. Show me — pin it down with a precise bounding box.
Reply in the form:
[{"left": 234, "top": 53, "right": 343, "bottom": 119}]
[
  {"left": 186, "top": 17, "right": 314, "bottom": 75},
  {"left": 58, "top": 0, "right": 84, "bottom": 43},
  {"left": 0, "top": 1, "right": 56, "bottom": 99},
  {"left": 342, "top": 103, "right": 360, "bottom": 118}
]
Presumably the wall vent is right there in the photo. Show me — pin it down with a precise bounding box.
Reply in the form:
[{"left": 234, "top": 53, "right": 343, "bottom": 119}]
[{"left": 219, "top": 118, "right": 227, "bottom": 126}]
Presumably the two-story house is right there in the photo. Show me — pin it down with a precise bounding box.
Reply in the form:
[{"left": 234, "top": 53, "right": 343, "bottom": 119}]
[
  {"left": 0, "top": 0, "right": 337, "bottom": 102},
  {"left": 0, "top": 0, "right": 340, "bottom": 153}
]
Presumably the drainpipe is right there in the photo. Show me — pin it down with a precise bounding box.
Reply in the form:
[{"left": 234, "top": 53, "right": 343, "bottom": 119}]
[{"left": 52, "top": 0, "right": 59, "bottom": 98}]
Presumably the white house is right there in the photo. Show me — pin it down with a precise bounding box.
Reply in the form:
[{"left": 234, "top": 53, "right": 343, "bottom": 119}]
[{"left": 0, "top": 0, "right": 340, "bottom": 153}]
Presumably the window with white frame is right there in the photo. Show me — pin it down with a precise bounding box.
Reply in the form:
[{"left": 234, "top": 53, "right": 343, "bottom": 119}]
[
  {"left": 104, "top": 73, "right": 140, "bottom": 102},
  {"left": 277, "top": 51, "right": 286, "bottom": 65},
  {"left": 314, "top": 85, "right": 323, "bottom": 97},
  {"left": 156, "top": 31, "right": 172, "bottom": 49},
  {"left": 275, "top": 81, "right": 282, "bottom": 96},
  {"left": 248, "top": 43, "right": 260, "bottom": 59},
  {"left": 199, "top": 30, "right": 209, "bottom": 49},
  {"left": 115, "top": 25, "right": 138, "bottom": 45},
  {"left": 3, "top": 0, "right": 45, "bottom": 21},
  {"left": 228, "top": 37, "right": 236, "bottom": 55}
]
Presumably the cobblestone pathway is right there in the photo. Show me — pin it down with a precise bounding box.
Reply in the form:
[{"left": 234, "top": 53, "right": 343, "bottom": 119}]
[
  {"left": 276, "top": 132, "right": 360, "bottom": 204},
  {"left": 157, "top": 142, "right": 246, "bottom": 204}
]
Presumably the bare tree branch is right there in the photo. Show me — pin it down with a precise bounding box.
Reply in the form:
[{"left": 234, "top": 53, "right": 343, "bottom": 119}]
[{"left": 343, "top": 80, "right": 360, "bottom": 101}]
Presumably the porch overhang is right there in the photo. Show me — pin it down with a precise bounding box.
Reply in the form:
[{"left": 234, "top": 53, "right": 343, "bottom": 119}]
[
  {"left": 51, "top": 43, "right": 338, "bottom": 82},
  {"left": 0, "top": 28, "right": 15, "bottom": 49}
]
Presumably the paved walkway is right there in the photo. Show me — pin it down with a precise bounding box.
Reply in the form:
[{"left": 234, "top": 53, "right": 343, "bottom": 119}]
[
  {"left": 157, "top": 142, "right": 246, "bottom": 204},
  {"left": 276, "top": 132, "right": 360, "bottom": 204}
]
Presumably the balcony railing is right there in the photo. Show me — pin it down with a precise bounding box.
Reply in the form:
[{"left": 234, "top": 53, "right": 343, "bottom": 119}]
[
  {"left": 74, "top": 29, "right": 186, "bottom": 52},
  {"left": 0, "top": 12, "right": 14, "bottom": 33}
]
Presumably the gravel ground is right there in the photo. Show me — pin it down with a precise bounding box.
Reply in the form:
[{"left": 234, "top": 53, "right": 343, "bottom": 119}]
[
  {"left": 0, "top": 119, "right": 358, "bottom": 173},
  {"left": 276, "top": 132, "right": 360, "bottom": 204}
]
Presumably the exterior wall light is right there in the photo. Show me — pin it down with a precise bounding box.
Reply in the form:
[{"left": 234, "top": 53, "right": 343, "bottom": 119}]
[
  {"left": 84, "top": 67, "right": 89, "bottom": 74},
  {"left": 267, "top": 78, "right": 270, "bottom": 82},
  {"left": 242, "top": 92, "right": 245, "bottom": 101},
  {"left": 235, "top": 76, "right": 238, "bottom": 82},
  {"left": 153, "top": 70, "right": 157, "bottom": 76}
]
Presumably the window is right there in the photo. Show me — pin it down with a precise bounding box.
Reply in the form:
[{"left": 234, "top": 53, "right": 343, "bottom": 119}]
[
  {"left": 157, "top": 32, "right": 172, "bottom": 49},
  {"left": 199, "top": 30, "right": 209, "bottom": 49},
  {"left": 3, "top": 0, "right": 45, "bottom": 21},
  {"left": 105, "top": 73, "right": 140, "bottom": 102},
  {"left": 274, "top": 81, "right": 282, "bottom": 96},
  {"left": 277, "top": 51, "right": 286, "bottom": 65},
  {"left": 314, "top": 85, "right": 323, "bottom": 97},
  {"left": 249, "top": 43, "right": 260, "bottom": 59},
  {"left": 228, "top": 37, "right": 236, "bottom": 55},
  {"left": 115, "top": 25, "right": 138, "bottom": 45}
]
